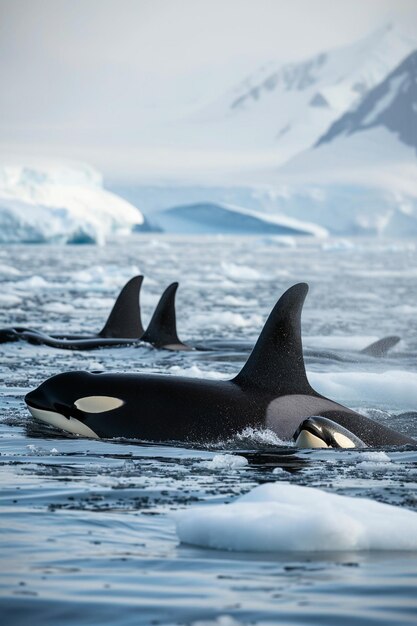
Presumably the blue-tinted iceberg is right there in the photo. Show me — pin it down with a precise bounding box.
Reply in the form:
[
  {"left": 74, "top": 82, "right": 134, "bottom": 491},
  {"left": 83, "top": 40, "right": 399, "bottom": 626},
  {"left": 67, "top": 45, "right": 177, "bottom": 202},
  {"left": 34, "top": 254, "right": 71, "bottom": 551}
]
[{"left": 0, "top": 160, "right": 144, "bottom": 244}]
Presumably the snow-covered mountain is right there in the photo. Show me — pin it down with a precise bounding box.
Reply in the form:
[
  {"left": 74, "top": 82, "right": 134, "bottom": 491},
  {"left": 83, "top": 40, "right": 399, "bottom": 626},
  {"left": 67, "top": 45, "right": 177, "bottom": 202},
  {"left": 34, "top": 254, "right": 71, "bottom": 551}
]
[
  {"left": 316, "top": 49, "right": 417, "bottom": 151},
  {"left": 148, "top": 24, "right": 415, "bottom": 237},
  {"left": 190, "top": 22, "right": 417, "bottom": 167},
  {"left": 0, "top": 161, "right": 145, "bottom": 244},
  {"left": 247, "top": 48, "right": 417, "bottom": 237}
]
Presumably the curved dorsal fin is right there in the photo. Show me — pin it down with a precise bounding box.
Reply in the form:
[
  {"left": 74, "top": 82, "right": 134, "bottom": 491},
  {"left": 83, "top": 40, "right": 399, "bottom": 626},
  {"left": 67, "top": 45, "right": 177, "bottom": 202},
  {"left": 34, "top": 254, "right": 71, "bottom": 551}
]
[
  {"left": 99, "top": 275, "right": 144, "bottom": 338},
  {"left": 234, "top": 283, "right": 313, "bottom": 395},
  {"left": 360, "top": 336, "right": 400, "bottom": 357},
  {"left": 141, "top": 282, "right": 189, "bottom": 350}
]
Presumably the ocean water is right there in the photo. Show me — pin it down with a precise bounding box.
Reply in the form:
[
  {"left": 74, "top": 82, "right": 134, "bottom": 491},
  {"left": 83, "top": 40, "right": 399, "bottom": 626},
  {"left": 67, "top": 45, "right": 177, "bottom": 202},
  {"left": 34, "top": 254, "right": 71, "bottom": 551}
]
[{"left": 1, "top": 235, "right": 417, "bottom": 625}]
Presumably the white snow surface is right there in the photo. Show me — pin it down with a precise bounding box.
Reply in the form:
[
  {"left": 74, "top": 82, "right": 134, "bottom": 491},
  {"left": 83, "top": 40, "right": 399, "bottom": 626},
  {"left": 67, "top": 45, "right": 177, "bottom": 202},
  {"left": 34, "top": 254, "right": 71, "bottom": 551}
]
[
  {"left": 0, "top": 160, "right": 144, "bottom": 244},
  {"left": 175, "top": 482, "right": 417, "bottom": 552}
]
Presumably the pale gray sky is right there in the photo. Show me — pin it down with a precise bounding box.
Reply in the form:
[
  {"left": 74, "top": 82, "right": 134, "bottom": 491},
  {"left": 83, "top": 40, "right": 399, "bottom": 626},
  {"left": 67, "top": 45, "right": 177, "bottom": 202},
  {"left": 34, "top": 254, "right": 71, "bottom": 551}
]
[{"left": 1, "top": 0, "right": 416, "bottom": 176}]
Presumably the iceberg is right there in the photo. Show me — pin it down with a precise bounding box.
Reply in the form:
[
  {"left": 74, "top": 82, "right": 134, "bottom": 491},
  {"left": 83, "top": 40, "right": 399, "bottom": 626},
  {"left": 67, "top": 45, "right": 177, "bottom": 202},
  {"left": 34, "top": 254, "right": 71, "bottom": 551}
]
[
  {"left": 0, "top": 160, "right": 144, "bottom": 244},
  {"left": 152, "top": 202, "right": 327, "bottom": 236}
]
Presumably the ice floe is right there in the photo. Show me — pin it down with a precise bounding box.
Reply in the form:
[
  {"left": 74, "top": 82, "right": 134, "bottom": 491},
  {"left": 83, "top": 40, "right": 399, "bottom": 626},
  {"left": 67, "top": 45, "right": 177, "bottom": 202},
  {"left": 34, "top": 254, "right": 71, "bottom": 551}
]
[{"left": 175, "top": 482, "right": 417, "bottom": 552}]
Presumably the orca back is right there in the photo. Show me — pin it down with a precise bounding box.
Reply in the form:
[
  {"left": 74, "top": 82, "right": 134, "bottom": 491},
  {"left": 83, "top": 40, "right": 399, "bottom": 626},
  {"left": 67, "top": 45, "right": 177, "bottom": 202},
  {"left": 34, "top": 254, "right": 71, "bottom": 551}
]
[
  {"left": 99, "top": 275, "right": 144, "bottom": 339},
  {"left": 234, "top": 283, "right": 314, "bottom": 396},
  {"left": 141, "top": 282, "right": 190, "bottom": 350}
]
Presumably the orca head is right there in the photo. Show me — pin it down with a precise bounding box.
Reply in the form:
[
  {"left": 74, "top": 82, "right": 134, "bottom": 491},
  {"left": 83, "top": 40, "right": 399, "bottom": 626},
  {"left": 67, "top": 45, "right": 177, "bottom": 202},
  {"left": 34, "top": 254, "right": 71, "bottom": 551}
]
[
  {"left": 25, "top": 371, "right": 125, "bottom": 438},
  {"left": 293, "top": 416, "right": 368, "bottom": 449}
]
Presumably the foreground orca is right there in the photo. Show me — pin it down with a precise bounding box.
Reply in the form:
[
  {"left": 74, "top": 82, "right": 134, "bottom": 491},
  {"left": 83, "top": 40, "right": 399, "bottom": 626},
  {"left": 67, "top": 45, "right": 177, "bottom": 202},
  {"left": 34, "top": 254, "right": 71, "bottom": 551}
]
[
  {"left": 25, "top": 283, "right": 414, "bottom": 447},
  {"left": 1, "top": 278, "right": 190, "bottom": 352}
]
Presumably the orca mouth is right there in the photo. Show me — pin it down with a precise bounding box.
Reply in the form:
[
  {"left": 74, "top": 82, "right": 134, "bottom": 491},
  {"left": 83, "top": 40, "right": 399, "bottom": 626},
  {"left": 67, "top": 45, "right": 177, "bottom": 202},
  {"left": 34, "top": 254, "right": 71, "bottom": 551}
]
[
  {"left": 293, "top": 416, "right": 366, "bottom": 449},
  {"left": 25, "top": 391, "right": 99, "bottom": 439},
  {"left": 26, "top": 404, "right": 99, "bottom": 439}
]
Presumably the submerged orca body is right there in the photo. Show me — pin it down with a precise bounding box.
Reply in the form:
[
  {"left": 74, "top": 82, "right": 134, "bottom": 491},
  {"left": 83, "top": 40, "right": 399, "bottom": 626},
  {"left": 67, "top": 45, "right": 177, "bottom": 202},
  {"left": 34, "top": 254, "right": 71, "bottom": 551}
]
[
  {"left": 25, "top": 284, "right": 414, "bottom": 447},
  {"left": 197, "top": 336, "right": 401, "bottom": 359},
  {"left": 1, "top": 277, "right": 190, "bottom": 352}
]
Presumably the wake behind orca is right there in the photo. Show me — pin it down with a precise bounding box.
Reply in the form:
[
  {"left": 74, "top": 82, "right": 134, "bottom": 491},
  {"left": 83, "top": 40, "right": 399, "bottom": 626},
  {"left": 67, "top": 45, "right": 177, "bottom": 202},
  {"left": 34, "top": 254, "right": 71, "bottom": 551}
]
[{"left": 25, "top": 283, "right": 414, "bottom": 447}]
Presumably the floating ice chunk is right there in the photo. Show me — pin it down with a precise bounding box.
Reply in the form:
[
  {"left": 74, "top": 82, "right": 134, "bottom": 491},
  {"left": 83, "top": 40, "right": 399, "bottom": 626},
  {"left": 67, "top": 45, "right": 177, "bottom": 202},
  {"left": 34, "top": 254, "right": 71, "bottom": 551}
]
[
  {"left": 272, "top": 467, "right": 287, "bottom": 475},
  {"left": 15, "top": 276, "right": 51, "bottom": 290},
  {"left": 221, "top": 262, "right": 261, "bottom": 281},
  {"left": 0, "top": 294, "right": 22, "bottom": 308},
  {"left": 43, "top": 302, "right": 75, "bottom": 314},
  {"left": 199, "top": 454, "right": 248, "bottom": 470},
  {"left": 0, "top": 264, "right": 21, "bottom": 277},
  {"left": 175, "top": 482, "right": 417, "bottom": 552}
]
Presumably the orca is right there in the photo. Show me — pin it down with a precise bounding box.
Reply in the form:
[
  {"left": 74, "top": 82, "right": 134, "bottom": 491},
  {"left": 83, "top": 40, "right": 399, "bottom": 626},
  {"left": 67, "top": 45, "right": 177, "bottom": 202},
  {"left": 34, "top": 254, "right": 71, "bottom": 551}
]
[
  {"left": 1, "top": 277, "right": 190, "bottom": 352},
  {"left": 196, "top": 336, "right": 401, "bottom": 360},
  {"left": 0, "top": 275, "right": 144, "bottom": 344},
  {"left": 25, "top": 283, "right": 414, "bottom": 447},
  {"left": 360, "top": 336, "right": 400, "bottom": 358},
  {"left": 294, "top": 416, "right": 367, "bottom": 449}
]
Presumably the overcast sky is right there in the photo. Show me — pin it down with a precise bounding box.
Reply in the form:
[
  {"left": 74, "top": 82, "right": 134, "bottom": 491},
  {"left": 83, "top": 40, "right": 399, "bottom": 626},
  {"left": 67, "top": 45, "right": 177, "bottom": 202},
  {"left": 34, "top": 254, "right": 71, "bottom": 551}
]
[{"left": 1, "top": 0, "right": 416, "bottom": 175}]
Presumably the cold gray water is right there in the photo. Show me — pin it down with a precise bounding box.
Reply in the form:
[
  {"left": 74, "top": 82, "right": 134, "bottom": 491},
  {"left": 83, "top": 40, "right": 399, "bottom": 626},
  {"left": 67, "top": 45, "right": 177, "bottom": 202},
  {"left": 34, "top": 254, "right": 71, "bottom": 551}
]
[{"left": 1, "top": 235, "right": 417, "bottom": 625}]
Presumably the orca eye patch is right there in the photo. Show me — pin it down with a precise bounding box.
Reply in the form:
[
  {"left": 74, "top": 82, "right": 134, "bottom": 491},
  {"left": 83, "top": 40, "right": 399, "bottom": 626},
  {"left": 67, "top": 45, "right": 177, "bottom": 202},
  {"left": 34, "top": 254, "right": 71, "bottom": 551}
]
[{"left": 74, "top": 396, "right": 124, "bottom": 413}]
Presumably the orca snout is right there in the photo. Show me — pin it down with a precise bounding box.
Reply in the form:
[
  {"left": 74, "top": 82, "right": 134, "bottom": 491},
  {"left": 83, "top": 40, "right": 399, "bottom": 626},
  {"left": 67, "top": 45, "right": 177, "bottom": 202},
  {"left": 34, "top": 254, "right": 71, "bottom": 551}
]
[
  {"left": 294, "top": 416, "right": 367, "bottom": 449},
  {"left": 25, "top": 387, "right": 47, "bottom": 411}
]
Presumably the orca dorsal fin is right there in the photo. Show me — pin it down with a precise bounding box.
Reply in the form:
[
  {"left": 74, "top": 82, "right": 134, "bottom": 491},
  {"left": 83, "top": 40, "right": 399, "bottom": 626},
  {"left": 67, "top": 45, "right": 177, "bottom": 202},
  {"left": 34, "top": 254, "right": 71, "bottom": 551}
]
[
  {"left": 99, "top": 275, "right": 144, "bottom": 339},
  {"left": 141, "top": 282, "right": 189, "bottom": 350},
  {"left": 234, "top": 283, "right": 313, "bottom": 395},
  {"left": 360, "top": 335, "right": 400, "bottom": 357}
]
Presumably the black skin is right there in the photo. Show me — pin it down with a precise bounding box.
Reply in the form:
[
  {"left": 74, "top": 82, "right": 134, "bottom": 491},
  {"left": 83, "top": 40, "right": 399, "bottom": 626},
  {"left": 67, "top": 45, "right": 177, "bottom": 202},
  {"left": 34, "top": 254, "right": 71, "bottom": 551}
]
[
  {"left": 1, "top": 279, "right": 190, "bottom": 351},
  {"left": 25, "top": 284, "right": 415, "bottom": 447}
]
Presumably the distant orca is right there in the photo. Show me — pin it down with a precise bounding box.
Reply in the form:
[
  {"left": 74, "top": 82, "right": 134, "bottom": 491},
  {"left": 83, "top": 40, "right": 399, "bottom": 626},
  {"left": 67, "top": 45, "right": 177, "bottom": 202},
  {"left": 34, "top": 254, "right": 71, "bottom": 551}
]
[
  {"left": 25, "top": 283, "right": 414, "bottom": 446},
  {"left": 1, "top": 278, "right": 191, "bottom": 352},
  {"left": 196, "top": 336, "right": 401, "bottom": 359},
  {"left": 0, "top": 275, "right": 144, "bottom": 345}
]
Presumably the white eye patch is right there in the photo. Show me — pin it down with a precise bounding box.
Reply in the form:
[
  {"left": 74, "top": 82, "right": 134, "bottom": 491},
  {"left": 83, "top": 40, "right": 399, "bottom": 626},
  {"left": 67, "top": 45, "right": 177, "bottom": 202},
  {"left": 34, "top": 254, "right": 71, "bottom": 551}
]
[
  {"left": 74, "top": 396, "right": 124, "bottom": 413},
  {"left": 332, "top": 432, "right": 357, "bottom": 448}
]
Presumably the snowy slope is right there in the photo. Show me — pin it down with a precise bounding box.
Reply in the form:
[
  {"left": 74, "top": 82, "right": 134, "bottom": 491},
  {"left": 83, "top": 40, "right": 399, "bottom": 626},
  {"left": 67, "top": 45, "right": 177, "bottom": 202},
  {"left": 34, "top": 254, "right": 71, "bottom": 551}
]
[
  {"left": 251, "top": 50, "right": 417, "bottom": 236},
  {"left": 0, "top": 160, "right": 145, "bottom": 244},
  {"left": 188, "top": 22, "right": 417, "bottom": 165},
  {"left": 152, "top": 202, "right": 327, "bottom": 236},
  {"left": 317, "top": 49, "right": 417, "bottom": 151}
]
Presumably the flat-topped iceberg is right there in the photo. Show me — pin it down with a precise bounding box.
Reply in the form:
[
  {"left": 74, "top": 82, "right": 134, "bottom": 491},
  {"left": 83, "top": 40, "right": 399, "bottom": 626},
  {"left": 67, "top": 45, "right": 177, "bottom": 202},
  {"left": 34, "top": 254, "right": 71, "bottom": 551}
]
[
  {"left": 0, "top": 160, "right": 144, "bottom": 244},
  {"left": 153, "top": 202, "right": 327, "bottom": 236}
]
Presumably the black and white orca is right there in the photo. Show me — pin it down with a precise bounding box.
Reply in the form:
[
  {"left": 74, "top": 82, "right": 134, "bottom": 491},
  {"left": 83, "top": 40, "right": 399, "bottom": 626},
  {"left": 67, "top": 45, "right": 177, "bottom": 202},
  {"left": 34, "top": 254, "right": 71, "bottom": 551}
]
[
  {"left": 294, "top": 416, "right": 368, "bottom": 449},
  {"left": 1, "top": 277, "right": 190, "bottom": 352},
  {"left": 0, "top": 275, "right": 144, "bottom": 345},
  {"left": 25, "top": 283, "right": 414, "bottom": 447}
]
